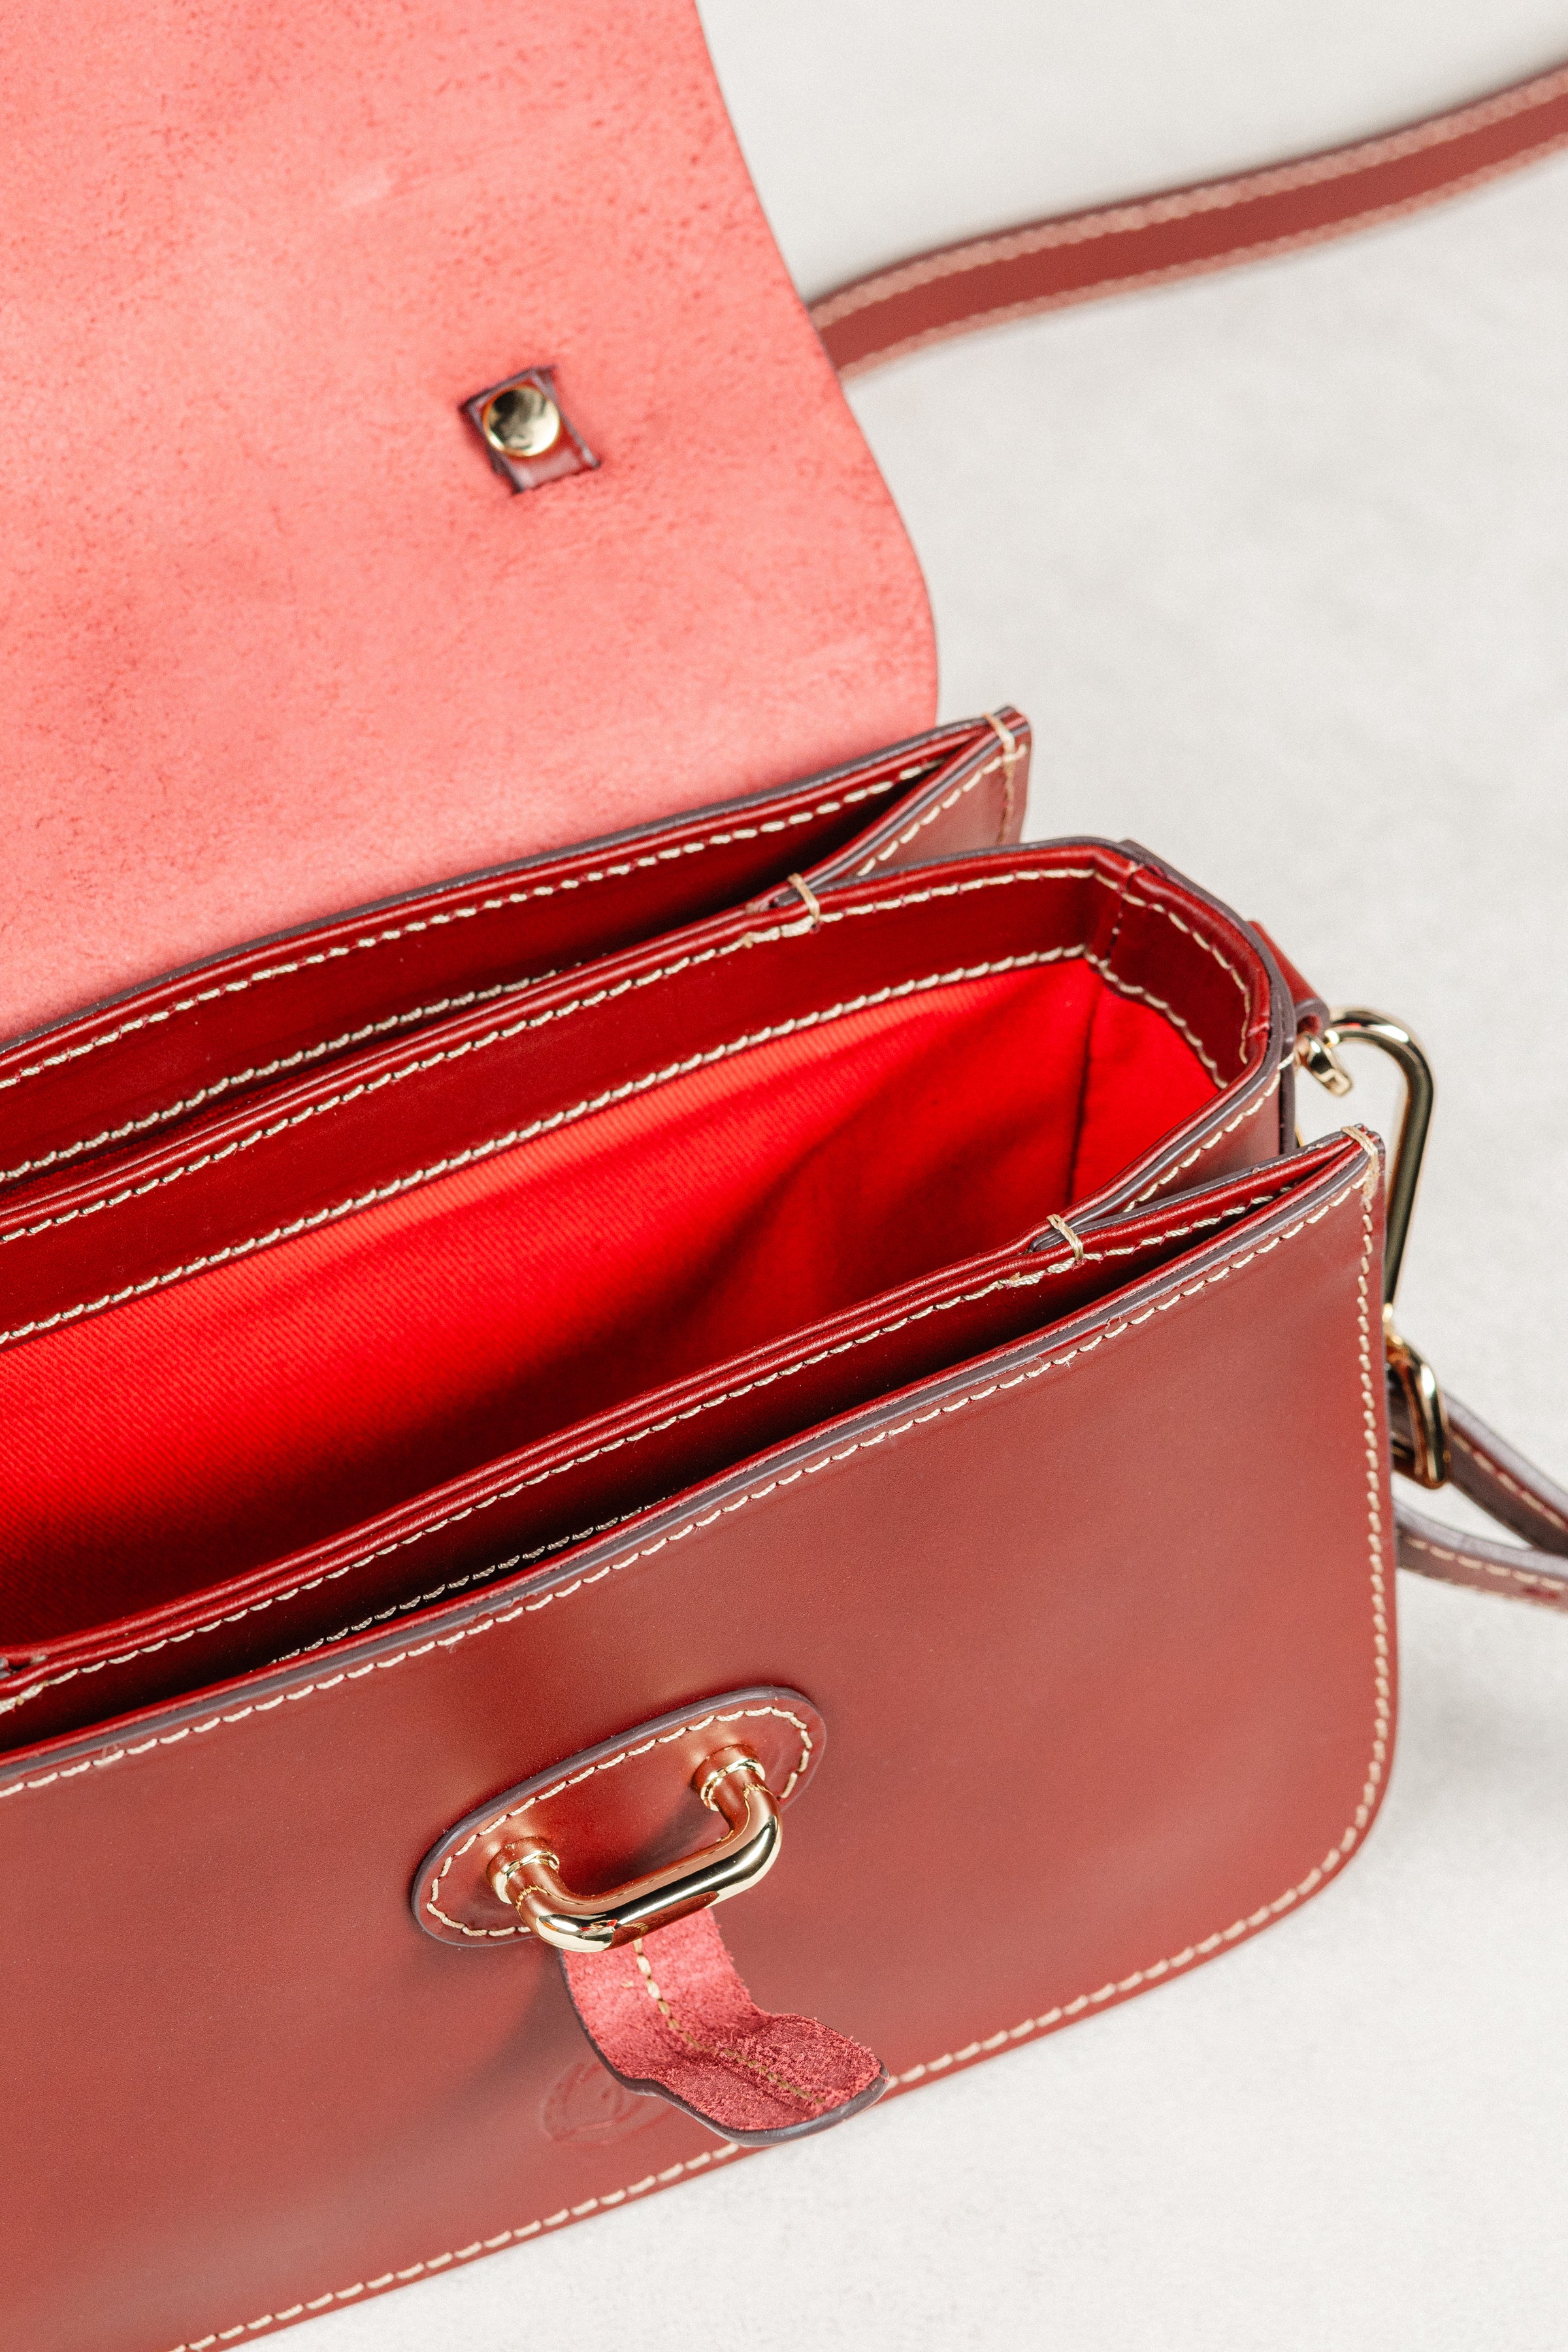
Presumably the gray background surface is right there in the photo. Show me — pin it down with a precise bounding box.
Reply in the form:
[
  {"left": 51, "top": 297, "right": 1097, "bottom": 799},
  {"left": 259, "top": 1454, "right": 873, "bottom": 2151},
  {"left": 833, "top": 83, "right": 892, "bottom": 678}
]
[{"left": 314, "top": 7, "right": 1568, "bottom": 2342}]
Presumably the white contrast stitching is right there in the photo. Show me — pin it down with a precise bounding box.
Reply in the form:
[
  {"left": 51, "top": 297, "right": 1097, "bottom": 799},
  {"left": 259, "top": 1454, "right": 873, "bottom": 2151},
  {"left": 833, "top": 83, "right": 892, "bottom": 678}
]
[
  {"left": 829, "top": 147, "right": 1568, "bottom": 378},
  {"left": 259, "top": 1181, "right": 1305, "bottom": 1663},
  {"left": 0, "top": 1173, "right": 1310, "bottom": 1718},
  {"left": 1120, "top": 888, "right": 1252, "bottom": 1068},
  {"left": 8, "top": 870, "right": 1109, "bottom": 1254},
  {"left": 626, "top": 1935, "right": 820, "bottom": 2107},
  {"left": 1, "top": 863, "right": 1262, "bottom": 1257},
  {"left": 1449, "top": 1424, "right": 1568, "bottom": 1538},
  {"left": 147, "top": 1148, "right": 1384, "bottom": 2352},
  {"left": 1399, "top": 1529, "right": 1568, "bottom": 1603},
  {"left": 1078, "top": 952, "right": 1224, "bottom": 1083},
  {"left": 811, "top": 65, "right": 1568, "bottom": 327},
  {"left": 156, "top": 2144, "right": 745, "bottom": 2349},
  {"left": 0, "top": 943, "right": 1092, "bottom": 1341},
  {"left": 0, "top": 1160, "right": 1369, "bottom": 1806},
  {"left": 1128, "top": 1075, "right": 1279, "bottom": 1205},
  {"left": 1120, "top": 890, "right": 1248, "bottom": 1000},
  {"left": 887, "top": 1140, "right": 1391, "bottom": 2078},
  {"left": 0, "top": 759, "right": 957, "bottom": 1179},
  {"left": 2, "top": 859, "right": 1266, "bottom": 1345},
  {"left": 0, "top": 766, "right": 932, "bottom": 1090},
  {"left": 849, "top": 749, "right": 1005, "bottom": 872},
  {"left": 0, "top": 970, "right": 561, "bottom": 1189},
  {"left": 420, "top": 1703, "right": 811, "bottom": 1937}
]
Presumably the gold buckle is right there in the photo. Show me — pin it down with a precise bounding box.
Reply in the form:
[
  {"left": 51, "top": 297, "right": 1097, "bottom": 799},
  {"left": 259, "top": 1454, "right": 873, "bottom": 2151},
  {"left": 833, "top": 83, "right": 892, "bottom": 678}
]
[
  {"left": 1298, "top": 1007, "right": 1450, "bottom": 1488},
  {"left": 487, "top": 1744, "right": 783, "bottom": 1954}
]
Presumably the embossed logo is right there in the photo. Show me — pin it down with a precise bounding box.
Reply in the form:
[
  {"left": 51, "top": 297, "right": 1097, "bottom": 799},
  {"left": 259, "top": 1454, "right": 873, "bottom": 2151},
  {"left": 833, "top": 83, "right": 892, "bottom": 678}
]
[{"left": 540, "top": 2060, "right": 659, "bottom": 2147}]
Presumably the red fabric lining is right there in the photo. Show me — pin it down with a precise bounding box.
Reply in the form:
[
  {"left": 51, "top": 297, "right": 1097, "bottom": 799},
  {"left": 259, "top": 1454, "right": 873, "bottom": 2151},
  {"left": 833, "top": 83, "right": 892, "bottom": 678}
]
[{"left": 0, "top": 964, "right": 1214, "bottom": 1646}]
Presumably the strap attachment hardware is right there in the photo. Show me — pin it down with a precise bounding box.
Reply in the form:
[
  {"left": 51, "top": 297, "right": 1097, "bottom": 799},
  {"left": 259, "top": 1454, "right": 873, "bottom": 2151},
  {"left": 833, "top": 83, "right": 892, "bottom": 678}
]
[
  {"left": 488, "top": 1744, "right": 783, "bottom": 1954},
  {"left": 1299, "top": 1005, "right": 1450, "bottom": 1487}
]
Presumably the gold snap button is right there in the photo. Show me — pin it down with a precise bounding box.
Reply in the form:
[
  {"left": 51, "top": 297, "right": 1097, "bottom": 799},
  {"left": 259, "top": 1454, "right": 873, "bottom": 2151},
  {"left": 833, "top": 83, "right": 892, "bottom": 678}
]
[{"left": 480, "top": 383, "right": 563, "bottom": 459}]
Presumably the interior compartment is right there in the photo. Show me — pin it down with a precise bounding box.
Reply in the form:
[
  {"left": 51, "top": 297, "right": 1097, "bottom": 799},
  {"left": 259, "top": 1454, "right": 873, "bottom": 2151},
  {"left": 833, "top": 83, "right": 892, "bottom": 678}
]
[
  {"left": 263, "top": 1140, "right": 1341, "bottom": 1678},
  {"left": 0, "top": 959, "right": 1218, "bottom": 1650}
]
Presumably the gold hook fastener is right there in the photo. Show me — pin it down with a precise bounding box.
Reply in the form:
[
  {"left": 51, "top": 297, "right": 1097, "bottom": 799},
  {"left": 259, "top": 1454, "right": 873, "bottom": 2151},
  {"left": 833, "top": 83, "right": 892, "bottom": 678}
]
[
  {"left": 487, "top": 1745, "right": 784, "bottom": 1955},
  {"left": 1298, "top": 1006, "right": 1449, "bottom": 1486}
]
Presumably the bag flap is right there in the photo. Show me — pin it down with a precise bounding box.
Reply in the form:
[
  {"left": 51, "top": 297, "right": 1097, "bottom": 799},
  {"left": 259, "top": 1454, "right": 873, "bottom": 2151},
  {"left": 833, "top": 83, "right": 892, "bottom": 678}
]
[{"left": 1, "top": 0, "right": 935, "bottom": 1038}]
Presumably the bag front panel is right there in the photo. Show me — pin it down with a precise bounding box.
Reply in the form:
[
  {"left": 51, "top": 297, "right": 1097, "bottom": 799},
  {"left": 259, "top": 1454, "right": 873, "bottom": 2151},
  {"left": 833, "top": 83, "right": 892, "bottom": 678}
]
[{"left": 0, "top": 1136, "right": 1390, "bottom": 2352}]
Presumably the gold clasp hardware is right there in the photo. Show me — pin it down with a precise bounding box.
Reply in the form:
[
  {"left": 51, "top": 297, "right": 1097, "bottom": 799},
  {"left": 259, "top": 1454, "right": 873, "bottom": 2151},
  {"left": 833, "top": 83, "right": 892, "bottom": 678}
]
[
  {"left": 487, "top": 1746, "right": 783, "bottom": 1955},
  {"left": 1298, "top": 1007, "right": 1450, "bottom": 1488},
  {"left": 1382, "top": 1308, "right": 1449, "bottom": 1489}
]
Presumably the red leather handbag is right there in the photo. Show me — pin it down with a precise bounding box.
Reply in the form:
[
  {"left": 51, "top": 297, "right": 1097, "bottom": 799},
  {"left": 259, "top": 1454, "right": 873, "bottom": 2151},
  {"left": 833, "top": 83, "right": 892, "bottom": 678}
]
[{"left": 5, "top": 11, "right": 1566, "bottom": 2349}]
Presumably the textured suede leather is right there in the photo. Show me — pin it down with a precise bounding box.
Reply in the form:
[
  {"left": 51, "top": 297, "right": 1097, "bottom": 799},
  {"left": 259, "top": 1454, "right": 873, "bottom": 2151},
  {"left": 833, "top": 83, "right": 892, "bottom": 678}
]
[
  {"left": 564, "top": 1910, "right": 887, "bottom": 2144},
  {"left": 1, "top": 0, "right": 934, "bottom": 1038}
]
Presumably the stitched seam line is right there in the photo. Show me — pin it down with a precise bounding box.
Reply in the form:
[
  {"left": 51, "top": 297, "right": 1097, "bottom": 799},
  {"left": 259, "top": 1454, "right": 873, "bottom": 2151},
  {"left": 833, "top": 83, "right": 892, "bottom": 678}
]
[
  {"left": 7, "top": 1153, "right": 1328, "bottom": 1720},
  {"left": 1127, "top": 1076, "right": 1278, "bottom": 1205},
  {"left": 849, "top": 749, "right": 1004, "bottom": 872},
  {"left": 2, "top": 863, "right": 1256, "bottom": 1255},
  {"left": 257, "top": 1182, "right": 1298, "bottom": 1663},
  {"left": 0, "top": 934, "right": 1090, "bottom": 1332},
  {"left": 155, "top": 2144, "right": 749, "bottom": 2347},
  {"left": 627, "top": 1938, "right": 817, "bottom": 2106},
  {"left": 1079, "top": 952, "right": 1224, "bottom": 1083},
  {"left": 1401, "top": 1530, "right": 1568, "bottom": 1599},
  {"left": 1119, "top": 888, "right": 1250, "bottom": 1068},
  {"left": 1, "top": 1160, "right": 1371, "bottom": 1808},
  {"left": 0, "top": 1173, "right": 1308, "bottom": 1718},
  {"left": 829, "top": 142, "right": 1568, "bottom": 378},
  {"left": 0, "top": 765, "right": 946, "bottom": 1119},
  {"left": 420, "top": 1705, "right": 810, "bottom": 1938},
  {"left": 147, "top": 1151, "right": 1385, "bottom": 2352},
  {"left": 261, "top": 1186, "right": 1294, "bottom": 1641},
  {"left": 3, "top": 868, "right": 1100, "bottom": 1256},
  {"left": 3, "top": 864, "right": 1262, "bottom": 1346},
  {"left": 1450, "top": 1425, "right": 1568, "bottom": 1536},
  {"left": 887, "top": 1143, "right": 1390, "bottom": 2078},
  {"left": 0, "top": 970, "right": 563, "bottom": 1189},
  {"left": 810, "top": 65, "right": 1568, "bottom": 324}
]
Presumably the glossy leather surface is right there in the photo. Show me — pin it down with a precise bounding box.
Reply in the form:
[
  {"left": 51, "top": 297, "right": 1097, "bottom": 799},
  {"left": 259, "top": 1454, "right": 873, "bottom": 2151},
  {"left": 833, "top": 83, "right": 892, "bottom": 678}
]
[
  {"left": 3, "top": 9, "right": 1556, "bottom": 2332},
  {"left": 0, "top": 1126, "right": 1392, "bottom": 2351},
  {"left": 0, "top": 1143, "right": 1335, "bottom": 1746},
  {"left": 1396, "top": 1392, "right": 1568, "bottom": 1610},
  {"left": 0, "top": 823, "right": 1294, "bottom": 1746},
  {"left": 0, "top": 714, "right": 1026, "bottom": 1198},
  {"left": 413, "top": 1688, "right": 826, "bottom": 1948},
  {"left": 564, "top": 1907, "right": 888, "bottom": 2146}
]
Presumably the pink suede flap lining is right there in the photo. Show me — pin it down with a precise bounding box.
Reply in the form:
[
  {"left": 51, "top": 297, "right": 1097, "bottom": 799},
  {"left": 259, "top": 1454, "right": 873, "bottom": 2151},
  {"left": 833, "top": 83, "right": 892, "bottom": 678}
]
[{"left": 1, "top": 0, "right": 934, "bottom": 1037}]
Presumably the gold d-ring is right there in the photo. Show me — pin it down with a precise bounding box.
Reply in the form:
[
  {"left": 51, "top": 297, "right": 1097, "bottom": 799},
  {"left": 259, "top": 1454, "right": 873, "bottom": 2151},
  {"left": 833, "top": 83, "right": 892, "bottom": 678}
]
[
  {"left": 487, "top": 1746, "right": 783, "bottom": 1955},
  {"left": 1315, "top": 1009, "right": 1433, "bottom": 1305},
  {"left": 1299, "top": 1006, "right": 1449, "bottom": 1486}
]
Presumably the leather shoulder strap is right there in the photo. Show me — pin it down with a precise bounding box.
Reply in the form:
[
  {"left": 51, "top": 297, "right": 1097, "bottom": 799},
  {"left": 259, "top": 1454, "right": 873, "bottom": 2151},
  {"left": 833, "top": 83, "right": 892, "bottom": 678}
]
[
  {"left": 812, "top": 59, "right": 1568, "bottom": 376},
  {"left": 811, "top": 64, "right": 1568, "bottom": 1609},
  {"left": 1397, "top": 1395, "right": 1568, "bottom": 1613}
]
